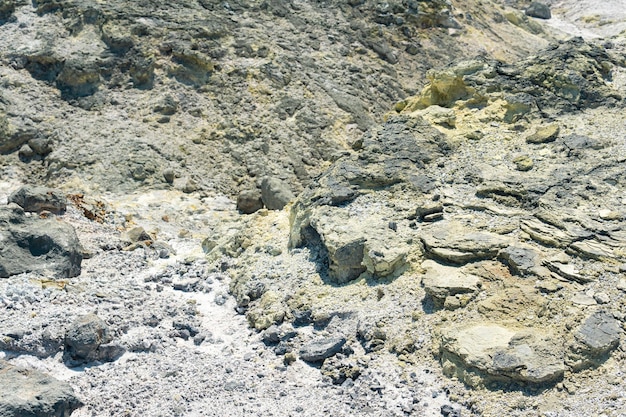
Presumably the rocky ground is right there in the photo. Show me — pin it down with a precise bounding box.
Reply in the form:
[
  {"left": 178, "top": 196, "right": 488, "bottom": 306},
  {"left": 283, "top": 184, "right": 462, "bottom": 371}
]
[{"left": 1, "top": 0, "right": 626, "bottom": 416}]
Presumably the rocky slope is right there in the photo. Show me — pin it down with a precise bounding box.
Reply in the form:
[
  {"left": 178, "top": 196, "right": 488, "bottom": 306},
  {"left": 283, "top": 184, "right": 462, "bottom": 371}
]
[{"left": 1, "top": 0, "right": 626, "bottom": 416}]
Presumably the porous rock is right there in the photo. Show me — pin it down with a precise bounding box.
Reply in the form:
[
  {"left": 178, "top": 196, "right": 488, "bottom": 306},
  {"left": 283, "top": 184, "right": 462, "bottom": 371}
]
[
  {"left": 0, "top": 205, "right": 82, "bottom": 278},
  {"left": 64, "top": 314, "right": 125, "bottom": 365},
  {"left": 0, "top": 360, "right": 83, "bottom": 417}
]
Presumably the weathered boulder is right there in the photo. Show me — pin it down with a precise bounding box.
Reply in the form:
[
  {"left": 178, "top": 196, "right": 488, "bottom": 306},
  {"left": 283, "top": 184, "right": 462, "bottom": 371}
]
[
  {"left": 0, "top": 205, "right": 82, "bottom": 278},
  {"left": 64, "top": 314, "right": 125, "bottom": 365},
  {"left": 300, "top": 337, "right": 346, "bottom": 363},
  {"left": 8, "top": 186, "right": 67, "bottom": 214},
  {"left": 261, "top": 177, "right": 295, "bottom": 210},
  {"left": 0, "top": 360, "right": 83, "bottom": 417},
  {"left": 526, "top": 123, "right": 559, "bottom": 144},
  {"left": 440, "top": 324, "right": 565, "bottom": 387}
]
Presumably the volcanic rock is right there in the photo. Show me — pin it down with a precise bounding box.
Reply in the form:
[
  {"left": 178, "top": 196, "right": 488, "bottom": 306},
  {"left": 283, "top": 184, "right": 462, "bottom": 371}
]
[
  {"left": 8, "top": 185, "right": 67, "bottom": 214},
  {"left": 0, "top": 205, "right": 82, "bottom": 278},
  {"left": 0, "top": 360, "right": 83, "bottom": 417}
]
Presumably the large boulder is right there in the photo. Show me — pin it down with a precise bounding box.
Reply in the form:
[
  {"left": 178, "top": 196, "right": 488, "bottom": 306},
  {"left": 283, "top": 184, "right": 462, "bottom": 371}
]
[
  {"left": 261, "top": 177, "right": 295, "bottom": 210},
  {"left": 64, "top": 314, "right": 125, "bottom": 365},
  {"left": 525, "top": 2, "right": 551, "bottom": 19},
  {"left": 0, "top": 360, "right": 83, "bottom": 417},
  {"left": 0, "top": 205, "right": 82, "bottom": 278}
]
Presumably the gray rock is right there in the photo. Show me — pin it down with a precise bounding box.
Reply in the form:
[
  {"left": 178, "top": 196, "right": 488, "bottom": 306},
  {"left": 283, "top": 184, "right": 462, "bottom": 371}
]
[
  {"left": 498, "top": 246, "right": 540, "bottom": 276},
  {"left": 568, "top": 311, "right": 621, "bottom": 370},
  {"left": 237, "top": 190, "right": 264, "bottom": 214},
  {"left": 261, "top": 177, "right": 295, "bottom": 210},
  {"left": 0, "top": 0, "right": 15, "bottom": 22},
  {"left": 421, "top": 260, "right": 481, "bottom": 306},
  {"left": 440, "top": 324, "right": 565, "bottom": 387},
  {"left": 8, "top": 186, "right": 67, "bottom": 214},
  {"left": 162, "top": 168, "right": 176, "bottom": 184},
  {"left": 299, "top": 337, "right": 346, "bottom": 363},
  {"left": 0, "top": 205, "right": 82, "bottom": 278},
  {"left": 525, "top": 2, "right": 551, "bottom": 19},
  {"left": 0, "top": 360, "right": 83, "bottom": 417},
  {"left": 420, "top": 221, "right": 509, "bottom": 265},
  {"left": 64, "top": 314, "right": 123, "bottom": 365}
]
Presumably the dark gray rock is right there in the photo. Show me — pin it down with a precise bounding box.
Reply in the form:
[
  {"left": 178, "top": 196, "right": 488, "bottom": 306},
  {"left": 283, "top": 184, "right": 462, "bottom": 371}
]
[
  {"left": 0, "top": 205, "right": 82, "bottom": 278},
  {"left": 299, "top": 337, "right": 346, "bottom": 362},
  {"left": 525, "top": 2, "right": 551, "bottom": 19},
  {"left": 261, "top": 177, "right": 295, "bottom": 210},
  {"left": 498, "top": 246, "right": 540, "bottom": 276},
  {"left": 441, "top": 404, "right": 461, "bottom": 417},
  {"left": 0, "top": 360, "right": 83, "bottom": 417},
  {"left": 0, "top": 0, "right": 14, "bottom": 22},
  {"left": 568, "top": 311, "right": 621, "bottom": 370},
  {"left": 64, "top": 314, "right": 124, "bottom": 365},
  {"left": 8, "top": 186, "right": 67, "bottom": 214},
  {"left": 56, "top": 58, "right": 101, "bottom": 98},
  {"left": 162, "top": 168, "right": 176, "bottom": 184},
  {"left": 237, "top": 189, "right": 264, "bottom": 214}
]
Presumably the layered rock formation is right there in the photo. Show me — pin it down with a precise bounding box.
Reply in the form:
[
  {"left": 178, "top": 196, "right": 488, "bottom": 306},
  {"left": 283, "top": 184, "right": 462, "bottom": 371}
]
[
  {"left": 224, "top": 36, "right": 626, "bottom": 394},
  {"left": 1, "top": 0, "right": 626, "bottom": 416}
]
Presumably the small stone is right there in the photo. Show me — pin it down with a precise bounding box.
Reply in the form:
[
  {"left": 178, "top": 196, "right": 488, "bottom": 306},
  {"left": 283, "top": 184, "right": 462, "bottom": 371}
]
[
  {"left": 526, "top": 124, "right": 559, "bottom": 144},
  {"left": 284, "top": 351, "right": 297, "bottom": 365},
  {"left": 593, "top": 292, "right": 610, "bottom": 304},
  {"left": 617, "top": 278, "right": 626, "bottom": 292},
  {"left": 512, "top": 155, "right": 533, "bottom": 171},
  {"left": 163, "top": 168, "right": 176, "bottom": 184},
  {"left": 193, "top": 334, "right": 207, "bottom": 346},
  {"left": 441, "top": 404, "right": 461, "bottom": 417},
  {"left": 598, "top": 209, "right": 622, "bottom": 221},
  {"left": 18, "top": 144, "right": 35, "bottom": 160},
  {"left": 571, "top": 292, "right": 597, "bottom": 306},
  {"left": 125, "top": 226, "right": 152, "bottom": 243}
]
